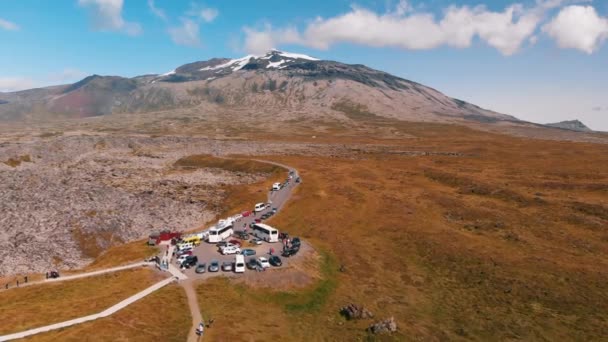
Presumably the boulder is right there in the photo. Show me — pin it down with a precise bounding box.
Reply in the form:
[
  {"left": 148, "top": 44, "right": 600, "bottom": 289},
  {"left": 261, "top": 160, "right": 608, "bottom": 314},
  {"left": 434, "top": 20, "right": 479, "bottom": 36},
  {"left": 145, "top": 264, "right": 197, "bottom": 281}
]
[
  {"left": 368, "top": 317, "right": 397, "bottom": 334},
  {"left": 340, "top": 303, "right": 373, "bottom": 320}
]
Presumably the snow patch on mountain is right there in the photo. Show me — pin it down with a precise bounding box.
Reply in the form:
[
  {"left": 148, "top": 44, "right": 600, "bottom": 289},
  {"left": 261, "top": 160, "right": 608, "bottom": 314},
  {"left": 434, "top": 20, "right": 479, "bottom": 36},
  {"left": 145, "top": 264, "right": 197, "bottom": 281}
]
[{"left": 267, "top": 59, "right": 286, "bottom": 68}]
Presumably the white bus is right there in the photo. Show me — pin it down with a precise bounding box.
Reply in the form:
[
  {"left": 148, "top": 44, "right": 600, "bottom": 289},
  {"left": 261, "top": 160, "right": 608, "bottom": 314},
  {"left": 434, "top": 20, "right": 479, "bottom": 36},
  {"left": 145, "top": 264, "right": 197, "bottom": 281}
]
[
  {"left": 207, "top": 222, "right": 234, "bottom": 243},
  {"left": 251, "top": 223, "right": 279, "bottom": 243}
]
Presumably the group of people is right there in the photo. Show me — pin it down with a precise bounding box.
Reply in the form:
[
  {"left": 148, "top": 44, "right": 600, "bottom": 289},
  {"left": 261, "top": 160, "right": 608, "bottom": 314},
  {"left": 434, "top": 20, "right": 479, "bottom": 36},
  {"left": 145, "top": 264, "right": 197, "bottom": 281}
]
[{"left": 4, "top": 275, "right": 28, "bottom": 290}]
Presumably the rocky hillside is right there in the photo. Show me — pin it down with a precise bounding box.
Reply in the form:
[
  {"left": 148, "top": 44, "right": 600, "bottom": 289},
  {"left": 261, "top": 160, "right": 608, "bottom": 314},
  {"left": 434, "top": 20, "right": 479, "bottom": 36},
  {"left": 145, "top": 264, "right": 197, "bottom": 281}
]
[
  {"left": 546, "top": 119, "right": 592, "bottom": 132},
  {"left": 0, "top": 50, "right": 517, "bottom": 124}
]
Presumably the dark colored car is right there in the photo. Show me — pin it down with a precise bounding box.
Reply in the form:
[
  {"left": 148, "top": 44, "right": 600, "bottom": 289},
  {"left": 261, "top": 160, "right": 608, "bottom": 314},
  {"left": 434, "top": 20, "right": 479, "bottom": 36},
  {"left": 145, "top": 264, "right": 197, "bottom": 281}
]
[
  {"left": 291, "top": 237, "right": 301, "bottom": 247},
  {"left": 222, "top": 261, "right": 233, "bottom": 272},
  {"left": 208, "top": 260, "right": 220, "bottom": 272},
  {"left": 234, "top": 231, "right": 249, "bottom": 240},
  {"left": 282, "top": 247, "right": 299, "bottom": 257},
  {"left": 195, "top": 263, "right": 206, "bottom": 274},
  {"left": 182, "top": 255, "right": 198, "bottom": 268},
  {"left": 246, "top": 258, "right": 258, "bottom": 270},
  {"left": 295, "top": 177, "right": 301, "bottom": 183},
  {"left": 269, "top": 255, "right": 282, "bottom": 267},
  {"left": 241, "top": 248, "right": 256, "bottom": 256},
  {"left": 215, "top": 241, "right": 228, "bottom": 248},
  {"left": 49, "top": 271, "right": 60, "bottom": 279},
  {"left": 261, "top": 213, "right": 271, "bottom": 220},
  {"left": 279, "top": 232, "right": 289, "bottom": 240}
]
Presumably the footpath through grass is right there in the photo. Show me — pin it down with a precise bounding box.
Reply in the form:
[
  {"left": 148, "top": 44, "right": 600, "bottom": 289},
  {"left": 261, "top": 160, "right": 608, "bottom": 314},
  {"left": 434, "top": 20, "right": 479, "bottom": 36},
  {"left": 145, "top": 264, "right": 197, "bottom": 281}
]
[
  {"left": 0, "top": 267, "right": 163, "bottom": 335},
  {"left": 20, "top": 284, "right": 190, "bottom": 342}
]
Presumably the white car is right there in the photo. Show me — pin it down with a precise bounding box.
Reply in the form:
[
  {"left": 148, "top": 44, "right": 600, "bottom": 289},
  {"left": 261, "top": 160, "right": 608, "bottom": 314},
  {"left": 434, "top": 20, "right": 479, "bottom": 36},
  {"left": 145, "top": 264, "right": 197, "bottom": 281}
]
[
  {"left": 272, "top": 182, "right": 282, "bottom": 191},
  {"left": 256, "top": 257, "right": 270, "bottom": 269},
  {"left": 254, "top": 203, "right": 265, "bottom": 212},
  {"left": 176, "top": 255, "right": 189, "bottom": 264},
  {"left": 221, "top": 245, "right": 241, "bottom": 255}
]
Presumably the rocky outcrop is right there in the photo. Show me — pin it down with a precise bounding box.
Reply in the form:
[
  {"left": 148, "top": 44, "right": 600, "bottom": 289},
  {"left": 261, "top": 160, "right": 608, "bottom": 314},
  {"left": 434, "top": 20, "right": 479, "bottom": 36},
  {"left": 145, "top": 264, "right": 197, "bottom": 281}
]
[
  {"left": 546, "top": 120, "right": 592, "bottom": 132},
  {"left": 340, "top": 303, "right": 373, "bottom": 320},
  {"left": 368, "top": 317, "right": 398, "bottom": 334}
]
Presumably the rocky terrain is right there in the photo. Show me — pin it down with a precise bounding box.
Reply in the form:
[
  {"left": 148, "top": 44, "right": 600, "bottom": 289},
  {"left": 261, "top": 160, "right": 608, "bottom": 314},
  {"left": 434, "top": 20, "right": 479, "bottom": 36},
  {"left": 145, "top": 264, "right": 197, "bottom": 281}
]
[{"left": 0, "top": 134, "right": 335, "bottom": 276}]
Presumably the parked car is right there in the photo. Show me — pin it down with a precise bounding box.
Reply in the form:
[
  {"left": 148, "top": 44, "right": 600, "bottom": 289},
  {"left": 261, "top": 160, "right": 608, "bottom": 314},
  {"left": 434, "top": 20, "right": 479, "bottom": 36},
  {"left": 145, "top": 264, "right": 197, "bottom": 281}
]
[
  {"left": 176, "top": 247, "right": 193, "bottom": 255},
  {"left": 215, "top": 241, "right": 228, "bottom": 248},
  {"left": 269, "top": 255, "right": 282, "bottom": 267},
  {"left": 49, "top": 271, "right": 60, "bottom": 279},
  {"left": 261, "top": 213, "right": 271, "bottom": 220},
  {"left": 208, "top": 260, "right": 220, "bottom": 272},
  {"left": 271, "top": 207, "right": 278, "bottom": 213},
  {"left": 176, "top": 255, "right": 190, "bottom": 264},
  {"left": 246, "top": 258, "right": 258, "bottom": 270},
  {"left": 282, "top": 247, "right": 298, "bottom": 257},
  {"left": 291, "top": 237, "right": 301, "bottom": 247},
  {"left": 176, "top": 250, "right": 193, "bottom": 257},
  {"left": 228, "top": 239, "right": 242, "bottom": 247},
  {"left": 279, "top": 232, "right": 289, "bottom": 240},
  {"left": 254, "top": 219, "right": 261, "bottom": 223},
  {"left": 295, "top": 177, "right": 301, "bottom": 183},
  {"left": 256, "top": 257, "right": 271, "bottom": 269},
  {"left": 221, "top": 245, "right": 241, "bottom": 255},
  {"left": 272, "top": 182, "right": 282, "bottom": 191},
  {"left": 234, "top": 255, "right": 245, "bottom": 273},
  {"left": 250, "top": 238, "right": 263, "bottom": 245},
  {"left": 195, "top": 263, "right": 206, "bottom": 274},
  {"left": 182, "top": 256, "right": 198, "bottom": 268},
  {"left": 222, "top": 261, "right": 233, "bottom": 272},
  {"left": 234, "top": 231, "right": 249, "bottom": 240},
  {"left": 241, "top": 248, "right": 256, "bottom": 256},
  {"left": 254, "top": 202, "right": 265, "bottom": 212}
]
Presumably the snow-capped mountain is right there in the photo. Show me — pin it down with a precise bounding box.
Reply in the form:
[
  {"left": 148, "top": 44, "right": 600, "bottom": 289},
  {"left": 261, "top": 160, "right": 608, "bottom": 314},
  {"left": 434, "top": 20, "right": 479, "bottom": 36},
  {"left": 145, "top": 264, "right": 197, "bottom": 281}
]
[{"left": 0, "top": 50, "right": 517, "bottom": 124}]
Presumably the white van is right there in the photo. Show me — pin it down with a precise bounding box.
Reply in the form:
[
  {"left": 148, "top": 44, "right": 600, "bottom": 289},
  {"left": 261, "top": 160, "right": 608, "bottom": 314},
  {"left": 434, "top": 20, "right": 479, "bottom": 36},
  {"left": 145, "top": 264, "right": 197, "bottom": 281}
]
[
  {"left": 272, "top": 183, "right": 282, "bottom": 191},
  {"left": 254, "top": 203, "right": 266, "bottom": 212},
  {"left": 234, "top": 255, "right": 245, "bottom": 273},
  {"left": 177, "top": 242, "right": 194, "bottom": 250}
]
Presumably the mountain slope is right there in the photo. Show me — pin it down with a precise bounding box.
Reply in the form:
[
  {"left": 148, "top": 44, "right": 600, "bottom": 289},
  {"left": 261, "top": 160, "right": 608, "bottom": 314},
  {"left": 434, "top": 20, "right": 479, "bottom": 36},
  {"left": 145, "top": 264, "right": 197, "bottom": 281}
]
[
  {"left": 0, "top": 50, "right": 518, "bottom": 124},
  {"left": 546, "top": 120, "right": 592, "bottom": 132}
]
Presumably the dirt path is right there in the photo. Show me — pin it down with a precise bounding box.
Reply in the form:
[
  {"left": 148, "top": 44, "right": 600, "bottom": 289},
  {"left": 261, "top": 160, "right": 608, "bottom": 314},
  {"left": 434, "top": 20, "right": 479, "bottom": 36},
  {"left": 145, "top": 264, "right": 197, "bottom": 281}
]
[{"left": 182, "top": 280, "right": 203, "bottom": 342}]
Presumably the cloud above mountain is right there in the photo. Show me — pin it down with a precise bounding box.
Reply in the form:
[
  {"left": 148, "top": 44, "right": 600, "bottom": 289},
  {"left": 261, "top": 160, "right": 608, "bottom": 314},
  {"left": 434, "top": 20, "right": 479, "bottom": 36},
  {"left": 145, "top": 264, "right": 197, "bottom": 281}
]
[
  {"left": 543, "top": 5, "right": 608, "bottom": 54},
  {"left": 243, "top": 0, "right": 604, "bottom": 55},
  {"left": 78, "top": 0, "right": 142, "bottom": 36}
]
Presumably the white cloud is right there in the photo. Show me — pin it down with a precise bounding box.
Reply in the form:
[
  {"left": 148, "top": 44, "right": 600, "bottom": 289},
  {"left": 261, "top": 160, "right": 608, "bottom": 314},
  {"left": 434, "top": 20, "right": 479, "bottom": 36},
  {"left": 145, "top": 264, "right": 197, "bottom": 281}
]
[
  {"left": 0, "top": 77, "right": 36, "bottom": 92},
  {"left": 168, "top": 19, "right": 201, "bottom": 47},
  {"left": 0, "top": 18, "right": 19, "bottom": 31},
  {"left": 78, "top": 0, "right": 142, "bottom": 36},
  {"left": 187, "top": 4, "right": 219, "bottom": 23},
  {"left": 543, "top": 5, "right": 608, "bottom": 53},
  {"left": 243, "top": 0, "right": 598, "bottom": 56},
  {"left": 199, "top": 8, "right": 219, "bottom": 23},
  {"left": 147, "top": 0, "right": 167, "bottom": 21}
]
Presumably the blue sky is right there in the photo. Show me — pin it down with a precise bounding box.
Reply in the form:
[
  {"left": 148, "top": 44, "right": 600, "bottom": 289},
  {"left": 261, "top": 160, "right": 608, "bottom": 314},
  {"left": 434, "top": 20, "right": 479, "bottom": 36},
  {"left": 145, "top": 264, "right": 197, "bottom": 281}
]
[{"left": 1, "top": 0, "right": 607, "bottom": 130}]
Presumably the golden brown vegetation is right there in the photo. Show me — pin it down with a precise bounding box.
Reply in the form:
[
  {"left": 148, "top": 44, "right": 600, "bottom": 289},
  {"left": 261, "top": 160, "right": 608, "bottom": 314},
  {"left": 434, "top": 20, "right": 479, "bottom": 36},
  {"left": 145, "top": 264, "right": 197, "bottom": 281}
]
[
  {"left": 0, "top": 268, "right": 163, "bottom": 335},
  {"left": 194, "top": 122, "right": 608, "bottom": 341},
  {"left": 3, "top": 154, "right": 31, "bottom": 167},
  {"left": 21, "top": 283, "right": 190, "bottom": 342}
]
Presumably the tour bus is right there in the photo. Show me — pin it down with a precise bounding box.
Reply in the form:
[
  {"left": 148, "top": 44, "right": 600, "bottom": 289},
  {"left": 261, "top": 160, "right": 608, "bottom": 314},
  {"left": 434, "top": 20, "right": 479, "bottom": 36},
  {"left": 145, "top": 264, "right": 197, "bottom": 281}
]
[
  {"left": 234, "top": 254, "right": 245, "bottom": 273},
  {"left": 207, "top": 221, "right": 234, "bottom": 243},
  {"left": 251, "top": 223, "right": 279, "bottom": 243}
]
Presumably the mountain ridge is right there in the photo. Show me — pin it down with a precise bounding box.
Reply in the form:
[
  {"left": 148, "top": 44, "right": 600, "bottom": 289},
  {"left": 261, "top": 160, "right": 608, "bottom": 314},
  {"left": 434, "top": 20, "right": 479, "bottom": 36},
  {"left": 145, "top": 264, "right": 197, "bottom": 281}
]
[{"left": 0, "top": 50, "right": 518, "bottom": 124}]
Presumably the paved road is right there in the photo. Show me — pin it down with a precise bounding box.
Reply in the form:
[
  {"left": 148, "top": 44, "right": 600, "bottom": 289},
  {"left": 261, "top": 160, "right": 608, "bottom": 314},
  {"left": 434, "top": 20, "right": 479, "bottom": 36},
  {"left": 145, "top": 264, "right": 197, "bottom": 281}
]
[{"left": 0, "top": 276, "right": 177, "bottom": 342}]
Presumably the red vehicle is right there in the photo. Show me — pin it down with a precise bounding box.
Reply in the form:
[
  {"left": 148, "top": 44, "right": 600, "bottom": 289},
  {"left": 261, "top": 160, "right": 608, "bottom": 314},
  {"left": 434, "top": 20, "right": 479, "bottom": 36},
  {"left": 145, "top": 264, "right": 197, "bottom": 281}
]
[
  {"left": 148, "top": 230, "right": 182, "bottom": 246},
  {"left": 228, "top": 239, "right": 242, "bottom": 247},
  {"left": 242, "top": 211, "right": 252, "bottom": 217},
  {"left": 254, "top": 219, "right": 261, "bottom": 223}
]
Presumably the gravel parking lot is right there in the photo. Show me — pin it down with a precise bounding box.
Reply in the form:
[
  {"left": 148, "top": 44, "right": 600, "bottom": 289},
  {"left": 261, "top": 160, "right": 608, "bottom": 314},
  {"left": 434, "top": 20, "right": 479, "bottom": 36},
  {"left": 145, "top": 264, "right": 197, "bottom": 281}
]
[{"left": 170, "top": 167, "right": 304, "bottom": 279}]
